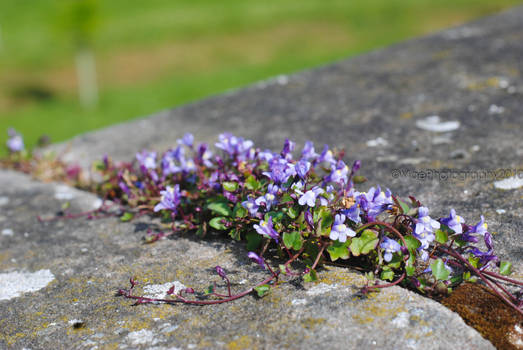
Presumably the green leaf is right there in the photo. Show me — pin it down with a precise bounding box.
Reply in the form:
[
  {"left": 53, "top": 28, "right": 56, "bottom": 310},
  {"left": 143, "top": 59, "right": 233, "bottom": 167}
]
[
  {"left": 303, "top": 269, "right": 318, "bottom": 282},
  {"left": 222, "top": 181, "right": 238, "bottom": 192},
  {"left": 283, "top": 231, "right": 303, "bottom": 251},
  {"left": 500, "top": 261, "right": 512, "bottom": 276},
  {"left": 207, "top": 201, "right": 232, "bottom": 217},
  {"left": 406, "top": 265, "right": 416, "bottom": 277},
  {"left": 349, "top": 230, "right": 378, "bottom": 256},
  {"left": 287, "top": 206, "right": 300, "bottom": 219},
  {"left": 386, "top": 254, "right": 403, "bottom": 269},
  {"left": 233, "top": 203, "right": 247, "bottom": 218},
  {"left": 228, "top": 229, "right": 241, "bottom": 241},
  {"left": 403, "top": 235, "right": 421, "bottom": 251},
  {"left": 327, "top": 240, "right": 351, "bottom": 261},
  {"left": 435, "top": 229, "right": 448, "bottom": 244},
  {"left": 204, "top": 285, "right": 215, "bottom": 295},
  {"left": 120, "top": 212, "right": 134, "bottom": 222},
  {"left": 246, "top": 231, "right": 262, "bottom": 250},
  {"left": 245, "top": 176, "right": 260, "bottom": 191},
  {"left": 396, "top": 198, "right": 410, "bottom": 214},
  {"left": 430, "top": 259, "right": 450, "bottom": 281},
  {"left": 352, "top": 175, "right": 367, "bottom": 184},
  {"left": 468, "top": 256, "right": 480, "bottom": 268},
  {"left": 279, "top": 264, "right": 287, "bottom": 275},
  {"left": 320, "top": 210, "right": 334, "bottom": 236},
  {"left": 280, "top": 193, "right": 293, "bottom": 204},
  {"left": 265, "top": 211, "right": 284, "bottom": 223},
  {"left": 380, "top": 270, "right": 394, "bottom": 281},
  {"left": 209, "top": 217, "right": 227, "bottom": 231},
  {"left": 254, "top": 284, "right": 270, "bottom": 297}
]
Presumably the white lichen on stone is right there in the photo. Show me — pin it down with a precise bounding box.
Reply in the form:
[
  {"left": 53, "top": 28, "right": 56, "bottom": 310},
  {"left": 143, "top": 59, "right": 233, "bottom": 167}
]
[
  {"left": 143, "top": 281, "right": 186, "bottom": 299},
  {"left": 416, "top": 116, "right": 460, "bottom": 133},
  {"left": 0, "top": 269, "right": 55, "bottom": 301},
  {"left": 494, "top": 176, "right": 523, "bottom": 190},
  {"left": 391, "top": 312, "right": 410, "bottom": 328},
  {"left": 1, "top": 228, "right": 14, "bottom": 236},
  {"left": 366, "top": 137, "right": 388, "bottom": 147},
  {"left": 488, "top": 104, "right": 505, "bottom": 115},
  {"left": 306, "top": 283, "right": 338, "bottom": 296},
  {"left": 496, "top": 209, "right": 506, "bottom": 214},
  {"left": 291, "top": 298, "right": 307, "bottom": 305},
  {"left": 126, "top": 329, "right": 159, "bottom": 346},
  {"left": 54, "top": 185, "right": 75, "bottom": 200},
  {"left": 0, "top": 196, "right": 9, "bottom": 206}
]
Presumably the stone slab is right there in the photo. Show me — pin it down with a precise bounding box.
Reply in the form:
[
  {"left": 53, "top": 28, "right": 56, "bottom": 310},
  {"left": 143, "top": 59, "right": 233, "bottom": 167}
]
[
  {"left": 50, "top": 6, "right": 523, "bottom": 265},
  {"left": 0, "top": 170, "right": 494, "bottom": 349}
]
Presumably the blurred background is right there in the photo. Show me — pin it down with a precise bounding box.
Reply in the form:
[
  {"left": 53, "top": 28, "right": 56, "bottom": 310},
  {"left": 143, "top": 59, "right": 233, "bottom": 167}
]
[{"left": 1, "top": 0, "right": 522, "bottom": 152}]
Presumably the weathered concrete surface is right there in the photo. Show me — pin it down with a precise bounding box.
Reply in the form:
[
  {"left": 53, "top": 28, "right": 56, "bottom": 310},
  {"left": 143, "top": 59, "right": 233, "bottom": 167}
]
[
  {"left": 0, "top": 170, "right": 494, "bottom": 349},
  {"left": 50, "top": 6, "right": 523, "bottom": 265},
  {"left": 6, "top": 5, "right": 523, "bottom": 349}
]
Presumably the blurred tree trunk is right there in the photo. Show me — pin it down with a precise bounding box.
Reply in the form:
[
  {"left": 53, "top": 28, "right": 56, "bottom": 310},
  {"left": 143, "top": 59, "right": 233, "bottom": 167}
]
[{"left": 75, "top": 46, "right": 98, "bottom": 108}]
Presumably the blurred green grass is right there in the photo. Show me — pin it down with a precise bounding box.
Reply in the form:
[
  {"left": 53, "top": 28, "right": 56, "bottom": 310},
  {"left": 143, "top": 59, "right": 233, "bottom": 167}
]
[{"left": 1, "top": 0, "right": 522, "bottom": 151}]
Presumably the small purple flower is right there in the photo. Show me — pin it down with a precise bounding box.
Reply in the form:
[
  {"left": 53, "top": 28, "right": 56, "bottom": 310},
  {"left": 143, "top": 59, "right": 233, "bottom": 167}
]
[
  {"left": 215, "top": 266, "right": 227, "bottom": 279},
  {"left": 295, "top": 159, "right": 311, "bottom": 179},
  {"left": 298, "top": 190, "right": 317, "bottom": 207},
  {"left": 327, "top": 160, "right": 349, "bottom": 184},
  {"left": 242, "top": 196, "right": 259, "bottom": 217},
  {"left": 253, "top": 216, "right": 280, "bottom": 242},
  {"left": 441, "top": 209, "right": 464, "bottom": 234},
  {"left": 414, "top": 207, "right": 441, "bottom": 236},
  {"left": 247, "top": 252, "right": 266, "bottom": 269},
  {"left": 380, "top": 237, "right": 401, "bottom": 262},
  {"left": 329, "top": 214, "right": 356, "bottom": 243},
  {"left": 304, "top": 210, "right": 314, "bottom": 228},
  {"left": 255, "top": 184, "right": 279, "bottom": 211},
  {"left": 119, "top": 181, "right": 131, "bottom": 196},
  {"left": 136, "top": 150, "right": 157, "bottom": 170},
  {"left": 343, "top": 203, "right": 361, "bottom": 224},
  {"left": 281, "top": 138, "right": 295, "bottom": 158},
  {"left": 215, "top": 133, "right": 254, "bottom": 161},
  {"left": 6, "top": 128, "right": 24, "bottom": 153},
  {"left": 319, "top": 144, "right": 336, "bottom": 165},
  {"left": 197, "top": 143, "right": 214, "bottom": 167},
  {"left": 301, "top": 141, "right": 318, "bottom": 161},
  {"left": 263, "top": 157, "right": 295, "bottom": 184},
  {"left": 351, "top": 160, "right": 361, "bottom": 173},
  {"left": 154, "top": 185, "right": 181, "bottom": 213},
  {"left": 469, "top": 216, "right": 488, "bottom": 236},
  {"left": 357, "top": 186, "right": 393, "bottom": 220},
  {"left": 162, "top": 150, "right": 181, "bottom": 175},
  {"left": 180, "top": 133, "right": 194, "bottom": 147}
]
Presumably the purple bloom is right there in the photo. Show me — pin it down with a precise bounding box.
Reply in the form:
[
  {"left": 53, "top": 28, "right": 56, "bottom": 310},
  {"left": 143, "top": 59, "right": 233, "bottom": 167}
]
[
  {"left": 295, "top": 159, "right": 311, "bottom": 179},
  {"left": 136, "top": 150, "right": 157, "bottom": 170},
  {"left": 351, "top": 160, "right": 361, "bottom": 173},
  {"left": 329, "top": 214, "right": 356, "bottom": 243},
  {"left": 304, "top": 210, "right": 314, "bottom": 228},
  {"left": 263, "top": 157, "right": 295, "bottom": 184},
  {"left": 298, "top": 190, "right": 317, "bottom": 207},
  {"left": 215, "top": 133, "right": 254, "bottom": 161},
  {"left": 242, "top": 196, "right": 259, "bottom": 217},
  {"left": 6, "top": 128, "right": 24, "bottom": 153},
  {"left": 343, "top": 204, "right": 361, "bottom": 224},
  {"left": 247, "top": 252, "right": 266, "bottom": 269},
  {"left": 281, "top": 138, "right": 295, "bottom": 159},
  {"left": 319, "top": 145, "right": 336, "bottom": 165},
  {"left": 197, "top": 143, "right": 214, "bottom": 167},
  {"left": 119, "top": 181, "right": 131, "bottom": 196},
  {"left": 180, "top": 133, "right": 194, "bottom": 147},
  {"left": 327, "top": 160, "right": 349, "bottom": 184},
  {"left": 380, "top": 237, "right": 401, "bottom": 262},
  {"left": 441, "top": 209, "right": 464, "bottom": 234},
  {"left": 215, "top": 266, "right": 227, "bottom": 279},
  {"left": 253, "top": 216, "right": 280, "bottom": 242},
  {"left": 255, "top": 184, "right": 279, "bottom": 211},
  {"left": 357, "top": 186, "right": 393, "bottom": 220},
  {"left": 413, "top": 206, "right": 439, "bottom": 249},
  {"left": 154, "top": 185, "right": 181, "bottom": 213},
  {"left": 469, "top": 216, "right": 488, "bottom": 236},
  {"left": 258, "top": 150, "right": 275, "bottom": 162},
  {"left": 161, "top": 150, "right": 181, "bottom": 175},
  {"left": 301, "top": 141, "right": 318, "bottom": 161}
]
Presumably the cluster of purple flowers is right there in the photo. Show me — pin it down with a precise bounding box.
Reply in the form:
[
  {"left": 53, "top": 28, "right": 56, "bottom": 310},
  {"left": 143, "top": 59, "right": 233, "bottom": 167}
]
[{"left": 6, "top": 128, "right": 24, "bottom": 153}]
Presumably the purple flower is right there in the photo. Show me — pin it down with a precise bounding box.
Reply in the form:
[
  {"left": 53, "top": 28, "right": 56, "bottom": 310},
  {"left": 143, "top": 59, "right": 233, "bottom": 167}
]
[
  {"left": 215, "top": 266, "right": 227, "bottom": 279},
  {"left": 242, "top": 196, "right": 259, "bottom": 217},
  {"left": 161, "top": 150, "right": 181, "bottom": 175},
  {"left": 154, "top": 185, "right": 181, "bottom": 213},
  {"left": 380, "top": 237, "right": 401, "bottom": 262},
  {"left": 413, "top": 206, "right": 439, "bottom": 249},
  {"left": 253, "top": 216, "right": 280, "bottom": 242},
  {"left": 6, "top": 128, "right": 24, "bottom": 153},
  {"left": 304, "top": 210, "right": 314, "bottom": 228},
  {"left": 119, "top": 181, "right": 131, "bottom": 196},
  {"left": 255, "top": 184, "right": 279, "bottom": 211},
  {"left": 136, "top": 150, "right": 157, "bottom": 170},
  {"left": 295, "top": 160, "right": 311, "bottom": 179},
  {"left": 357, "top": 186, "right": 393, "bottom": 220},
  {"left": 281, "top": 138, "right": 295, "bottom": 159},
  {"left": 263, "top": 157, "right": 295, "bottom": 184},
  {"left": 180, "top": 133, "right": 194, "bottom": 147},
  {"left": 441, "top": 209, "right": 464, "bottom": 234},
  {"left": 301, "top": 141, "right": 318, "bottom": 161},
  {"left": 327, "top": 160, "right": 349, "bottom": 184},
  {"left": 298, "top": 190, "right": 317, "bottom": 207},
  {"left": 196, "top": 143, "right": 213, "bottom": 167},
  {"left": 329, "top": 214, "right": 356, "bottom": 243},
  {"left": 215, "top": 133, "right": 254, "bottom": 161},
  {"left": 351, "top": 160, "right": 361, "bottom": 173},
  {"left": 247, "top": 252, "right": 266, "bottom": 269},
  {"left": 258, "top": 150, "right": 275, "bottom": 162},
  {"left": 319, "top": 145, "right": 336, "bottom": 165},
  {"left": 469, "top": 216, "right": 488, "bottom": 236},
  {"left": 342, "top": 204, "right": 361, "bottom": 224}
]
